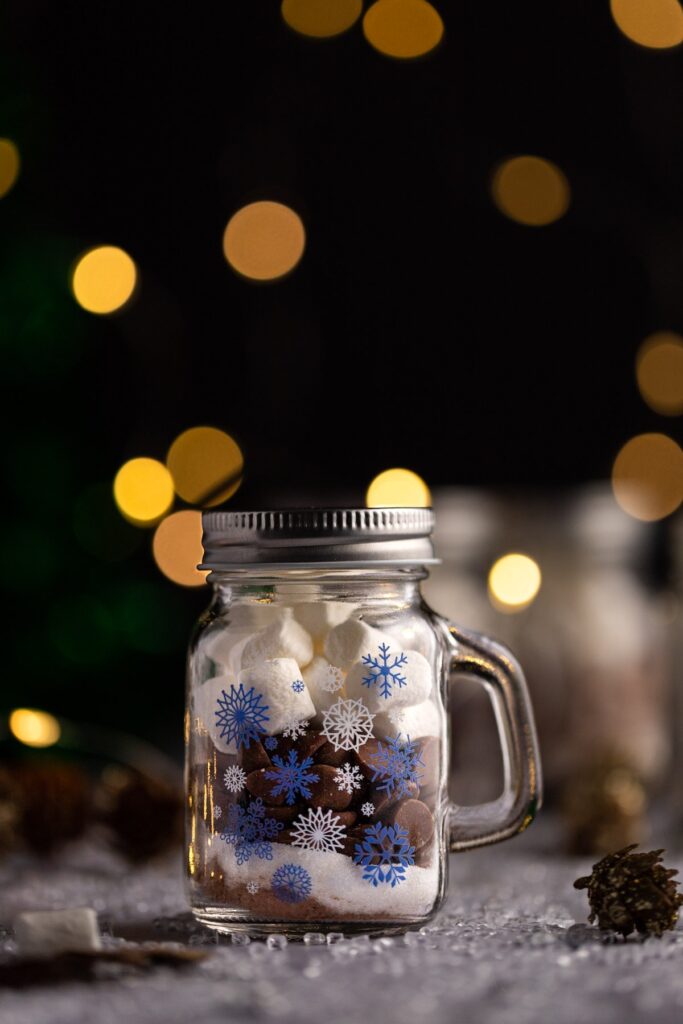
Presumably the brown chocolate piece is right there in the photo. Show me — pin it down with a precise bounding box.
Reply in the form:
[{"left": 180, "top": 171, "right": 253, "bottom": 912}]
[
  {"left": 245, "top": 769, "right": 286, "bottom": 806},
  {"left": 266, "top": 804, "right": 302, "bottom": 823},
  {"left": 314, "top": 741, "right": 349, "bottom": 768},
  {"left": 370, "top": 780, "right": 420, "bottom": 817},
  {"left": 354, "top": 738, "right": 384, "bottom": 780},
  {"left": 384, "top": 798, "right": 435, "bottom": 850},
  {"left": 307, "top": 765, "right": 353, "bottom": 811},
  {"left": 239, "top": 740, "right": 271, "bottom": 773},
  {"left": 341, "top": 823, "right": 369, "bottom": 858}
]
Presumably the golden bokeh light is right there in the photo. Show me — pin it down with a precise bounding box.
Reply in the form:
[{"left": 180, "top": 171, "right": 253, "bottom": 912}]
[
  {"left": 282, "top": 0, "right": 363, "bottom": 37},
  {"left": 9, "top": 708, "right": 61, "bottom": 748},
  {"left": 223, "top": 201, "right": 306, "bottom": 282},
  {"left": 71, "top": 245, "right": 137, "bottom": 314},
  {"left": 491, "top": 156, "right": 570, "bottom": 227},
  {"left": 636, "top": 331, "right": 683, "bottom": 415},
  {"left": 610, "top": 0, "right": 683, "bottom": 49},
  {"left": 366, "top": 468, "right": 431, "bottom": 507},
  {"left": 612, "top": 433, "right": 683, "bottom": 521},
  {"left": 114, "top": 458, "right": 175, "bottom": 526},
  {"left": 0, "top": 139, "right": 20, "bottom": 198},
  {"left": 488, "top": 553, "right": 542, "bottom": 613},
  {"left": 153, "top": 511, "right": 208, "bottom": 587},
  {"left": 363, "top": 0, "right": 444, "bottom": 59},
  {"left": 167, "top": 427, "right": 244, "bottom": 506}
]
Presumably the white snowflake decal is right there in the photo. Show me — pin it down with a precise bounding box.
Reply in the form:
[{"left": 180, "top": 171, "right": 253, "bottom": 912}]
[
  {"left": 335, "top": 762, "right": 363, "bottom": 794},
  {"left": 213, "top": 805, "right": 222, "bottom": 820},
  {"left": 362, "top": 643, "right": 408, "bottom": 700},
  {"left": 282, "top": 718, "right": 309, "bottom": 740},
  {"left": 322, "top": 697, "right": 375, "bottom": 752},
  {"left": 290, "top": 806, "right": 347, "bottom": 853},
  {"left": 317, "top": 664, "right": 345, "bottom": 694},
  {"left": 361, "top": 801, "right": 375, "bottom": 817},
  {"left": 223, "top": 765, "right": 247, "bottom": 793},
  {"left": 246, "top": 880, "right": 260, "bottom": 895}
]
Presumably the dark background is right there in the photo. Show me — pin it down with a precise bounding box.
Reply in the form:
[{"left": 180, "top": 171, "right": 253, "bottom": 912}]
[{"left": 1, "top": 1, "right": 681, "bottom": 746}]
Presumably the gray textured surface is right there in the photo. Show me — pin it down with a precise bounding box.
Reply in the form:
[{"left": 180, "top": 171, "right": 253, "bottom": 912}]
[{"left": 1, "top": 836, "right": 682, "bottom": 1024}]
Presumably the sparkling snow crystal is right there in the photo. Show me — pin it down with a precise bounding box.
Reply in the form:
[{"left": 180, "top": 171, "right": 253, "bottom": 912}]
[
  {"left": 291, "top": 679, "right": 305, "bottom": 693},
  {"left": 264, "top": 750, "right": 319, "bottom": 805},
  {"left": 220, "top": 797, "right": 283, "bottom": 864},
  {"left": 368, "top": 733, "right": 424, "bottom": 797},
  {"left": 361, "top": 801, "right": 375, "bottom": 817},
  {"left": 335, "top": 762, "right": 363, "bottom": 795},
  {"left": 362, "top": 643, "right": 408, "bottom": 700},
  {"left": 290, "top": 807, "right": 347, "bottom": 853},
  {"left": 215, "top": 683, "right": 269, "bottom": 749},
  {"left": 321, "top": 697, "right": 375, "bottom": 752},
  {"left": 316, "top": 664, "right": 344, "bottom": 694},
  {"left": 223, "top": 765, "right": 247, "bottom": 793},
  {"left": 271, "top": 863, "right": 313, "bottom": 904},
  {"left": 353, "top": 822, "right": 415, "bottom": 887},
  {"left": 282, "top": 718, "right": 309, "bottom": 741}
]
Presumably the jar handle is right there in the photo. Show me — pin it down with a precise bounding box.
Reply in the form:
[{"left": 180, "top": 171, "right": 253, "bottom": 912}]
[{"left": 436, "top": 615, "right": 542, "bottom": 851}]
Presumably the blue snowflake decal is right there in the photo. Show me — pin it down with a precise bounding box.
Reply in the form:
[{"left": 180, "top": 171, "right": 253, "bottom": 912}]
[
  {"left": 362, "top": 643, "right": 408, "bottom": 700},
  {"left": 353, "top": 822, "right": 415, "bottom": 887},
  {"left": 220, "top": 797, "right": 283, "bottom": 864},
  {"left": 271, "top": 863, "right": 312, "bottom": 903},
  {"left": 264, "top": 750, "right": 319, "bottom": 805},
  {"left": 264, "top": 736, "right": 278, "bottom": 751},
  {"left": 291, "top": 679, "right": 305, "bottom": 693},
  {"left": 368, "top": 733, "right": 424, "bottom": 797},
  {"left": 215, "top": 683, "right": 269, "bottom": 750}
]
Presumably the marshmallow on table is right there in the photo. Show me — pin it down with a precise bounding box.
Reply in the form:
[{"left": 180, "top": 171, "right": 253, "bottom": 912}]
[
  {"left": 323, "top": 618, "right": 392, "bottom": 671},
  {"left": 238, "top": 658, "right": 315, "bottom": 736},
  {"left": 14, "top": 908, "right": 101, "bottom": 958},
  {"left": 294, "top": 602, "right": 351, "bottom": 642},
  {"left": 345, "top": 647, "right": 433, "bottom": 713},
  {"left": 238, "top": 618, "right": 314, "bottom": 672},
  {"left": 373, "top": 699, "right": 441, "bottom": 740},
  {"left": 303, "top": 656, "right": 346, "bottom": 714}
]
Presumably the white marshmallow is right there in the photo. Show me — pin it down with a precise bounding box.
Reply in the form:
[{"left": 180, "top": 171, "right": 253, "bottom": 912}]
[
  {"left": 345, "top": 647, "right": 433, "bottom": 712},
  {"left": 373, "top": 699, "right": 441, "bottom": 740},
  {"left": 229, "top": 604, "right": 293, "bottom": 628},
  {"left": 323, "top": 618, "right": 392, "bottom": 671},
  {"left": 239, "top": 618, "right": 314, "bottom": 672},
  {"left": 194, "top": 673, "right": 241, "bottom": 753},
  {"left": 303, "top": 656, "right": 346, "bottom": 713},
  {"left": 238, "top": 658, "right": 315, "bottom": 736},
  {"left": 204, "top": 607, "right": 293, "bottom": 671},
  {"left": 294, "top": 602, "right": 351, "bottom": 641},
  {"left": 14, "top": 908, "right": 101, "bottom": 957}
]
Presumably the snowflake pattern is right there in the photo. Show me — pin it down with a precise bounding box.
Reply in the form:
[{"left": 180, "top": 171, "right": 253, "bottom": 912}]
[
  {"left": 220, "top": 797, "right": 283, "bottom": 864},
  {"left": 213, "top": 805, "right": 222, "bottom": 820},
  {"left": 271, "top": 863, "right": 313, "bottom": 904},
  {"left": 321, "top": 697, "right": 375, "bottom": 752},
  {"left": 223, "top": 765, "right": 247, "bottom": 793},
  {"left": 215, "top": 684, "right": 269, "bottom": 749},
  {"left": 316, "top": 664, "right": 344, "bottom": 694},
  {"left": 264, "top": 736, "right": 278, "bottom": 750},
  {"left": 334, "top": 762, "right": 363, "bottom": 795},
  {"left": 290, "top": 806, "right": 347, "bottom": 853},
  {"left": 353, "top": 822, "right": 415, "bottom": 887},
  {"left": 291, "top": 679, "right": 305, "bottom": 693},
  {"left": 368, "top": 733, "right": 424, "bottom": 797},
  {"left": 282, "top": 718, "right": 309, "bottom": 741},
  {"left": 246, "top": 880, "right": 260, "bottom": 895},
  {"left": 361, "top": 801, "right": 375, "bottom": 817},
  {"left": 264, "top": 750, "right": 319, "bottom": 805},
  {"left": 362, "top": 643, "right": 408, "bottom": 700}
]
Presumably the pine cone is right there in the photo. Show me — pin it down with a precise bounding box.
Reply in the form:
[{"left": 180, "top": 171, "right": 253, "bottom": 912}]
[
  {"left": 574, "top": 845, "right": 683, "bottom": 938},
  {"left": 97, "top": 766, "right": 183, "bottom": 861},
  {"left": 3, "top": 762, "right": 90, "bottom": 852}
]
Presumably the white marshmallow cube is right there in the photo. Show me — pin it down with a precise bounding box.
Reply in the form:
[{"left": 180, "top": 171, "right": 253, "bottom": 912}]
[
  {"left": 194, "top": 673, "right": 241, "bottom": 753},
  {"left": 373, "top": 699, "right": 441, "bottom": 740},
  {"left": 345, "top": 647, "right": 433, "bottom": 712},
  {"left": 204, "top": 607, "right": 293, "bottom": 672},
  {"left": 238, "top": 658, "right": 315, "bottom": 736},
  {"left": 14, "top": 908, "right": 101, "bottom": 957},
  {"left": 303, "top": 656, "right": 346, "bottom": 713},
  {"left": 239, "top": 618, "right": 313, "bottom": 672},
  {"left": 294, "top": 602, "right": 351, "bottom": 642},
  {"left": 323, "top": 618, "right": 392, "bottom": 671}
]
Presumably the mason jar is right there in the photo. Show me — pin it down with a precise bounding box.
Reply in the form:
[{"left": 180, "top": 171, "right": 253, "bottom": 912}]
[{"left": 186, "top": 508, "right": 541, "bottom": 936}]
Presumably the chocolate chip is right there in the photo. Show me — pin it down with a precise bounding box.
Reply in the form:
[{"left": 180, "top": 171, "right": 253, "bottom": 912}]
[
  {"left": 267, "top": 804, "right": 302, "bottom": 823},
  {"left": 384, "top": 798, "right": 435, "bottom": 850},
  {"left": 238, "top": 740, "right": 271, "bottom": 773},
  {"left": 341, "top": 823, "right": 370, "bottom": 857},
  {"left": 307, "top": 765, "right": 353, "bottom": 811},
  {"left": 279, "top": 729, "right": 328, "bottom": 760},
  {"left": 315, "top": 741, "right": 349, "bottom": 767},
  {"left": 370, "top": 781, "right": 419, "bottom": 817},
  {"left": 245, "top": 769, "right": 286, "bottom": 806},
  {"left": 354, "top": 738, "right": 384, "bottom": 780}
]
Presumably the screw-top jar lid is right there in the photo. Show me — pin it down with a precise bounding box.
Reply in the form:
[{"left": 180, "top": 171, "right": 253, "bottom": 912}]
[{"left": 199, "top": 508, "right": 437, "bottom": 569}]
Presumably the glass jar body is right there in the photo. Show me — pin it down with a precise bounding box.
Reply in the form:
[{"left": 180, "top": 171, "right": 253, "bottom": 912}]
[{"left": 185, "top": 569, "right": 448, "bottom": 936}]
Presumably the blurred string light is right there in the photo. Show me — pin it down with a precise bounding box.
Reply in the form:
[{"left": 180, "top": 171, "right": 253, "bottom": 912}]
[
  {"left": 71, "top": 245, "right": 137, "bottom": 314},
  {"left": 153, "top": 511, "right": 208, "bottom": 587},
  {"left": 223, "top": 201, "right": 306, "bottom": 282},
  {"left": 610, "top": 0, "right": 683, "bottom": 49},
  {"left": 0, "top": 139, "right": 20, "bottom": 198},
  {"left": 9, "top": 708, "right": 61, "bottom": 748},
  {"left": 363, "top": 0, "right": 444, "bottom": 59},
  {"left": 635, "top": 331, "right": 683, "bottom": 415},
  {"left": 366, "top": 467, "right": 431, "bottom": 507},
  {"left": 488, "top": 553, "right": 542, "bottom": 613},
  {"left": 166, "top": 427, "right": 243, "bottom": 506},
  {"left": 282, "top": 0, "right": 362, "bottom": 37},
  {"left": 612, "top": 433, "right": 683, "bottom": 521},
  {"left": 113, "top": 457, "right": 174, "bottom": 526},
  {"left": 491, "top": 156, "right": 570, "bottom": 227}
]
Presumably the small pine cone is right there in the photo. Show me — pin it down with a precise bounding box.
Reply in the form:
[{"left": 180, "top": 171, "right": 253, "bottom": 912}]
[
  {"left": 97, "top": 766, "right": 183, "bottom": 861},
  {"left": 575, "top": 845, "right": 683, "bottom": 938}
]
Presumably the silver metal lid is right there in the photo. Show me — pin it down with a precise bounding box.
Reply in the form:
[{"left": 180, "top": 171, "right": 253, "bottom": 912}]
[{"left": 199, "top": 508, "right": 437, "bottom": 570}]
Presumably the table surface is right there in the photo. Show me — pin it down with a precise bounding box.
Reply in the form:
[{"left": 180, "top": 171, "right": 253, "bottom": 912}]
[{"left": 1, "top": 830, "right": 682, "bottom": 1024}]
